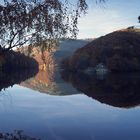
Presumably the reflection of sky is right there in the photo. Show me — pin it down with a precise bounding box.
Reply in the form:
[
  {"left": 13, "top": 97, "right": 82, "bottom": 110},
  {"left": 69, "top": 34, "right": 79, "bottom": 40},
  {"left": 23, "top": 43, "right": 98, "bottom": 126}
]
[{"left": 0, "top": 85, "right": 140, "bottom": 140}]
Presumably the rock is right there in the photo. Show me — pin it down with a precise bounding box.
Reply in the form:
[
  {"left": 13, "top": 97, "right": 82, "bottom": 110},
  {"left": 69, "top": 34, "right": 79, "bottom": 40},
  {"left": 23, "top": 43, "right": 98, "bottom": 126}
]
[
  {"left": 62, "top": 29, "right": 140, "bottom": 72},
  {"left": 17, "top": 45, "right": 55, "bottom": 71}
]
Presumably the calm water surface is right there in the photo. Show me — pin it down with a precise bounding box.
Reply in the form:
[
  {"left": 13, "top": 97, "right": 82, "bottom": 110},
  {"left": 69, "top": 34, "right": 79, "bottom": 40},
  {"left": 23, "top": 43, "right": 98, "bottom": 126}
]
[{"left": 0, "top": 69, "right": 140, "bottom": 140}]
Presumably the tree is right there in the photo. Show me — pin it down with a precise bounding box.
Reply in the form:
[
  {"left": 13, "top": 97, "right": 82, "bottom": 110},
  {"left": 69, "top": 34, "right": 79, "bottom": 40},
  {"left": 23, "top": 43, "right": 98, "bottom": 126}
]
[
  {"left": 0, "top": 0, "right": 105, "bottom": 53},
  {"left": 0, "top": 130, "right": 40, "bottom": 140},
  {"left": 138, "top": 16, "right": 140, "bottom": 23}
]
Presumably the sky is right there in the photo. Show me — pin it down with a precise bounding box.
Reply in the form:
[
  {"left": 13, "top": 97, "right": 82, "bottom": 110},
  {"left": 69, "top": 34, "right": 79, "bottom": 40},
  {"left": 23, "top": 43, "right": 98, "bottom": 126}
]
[
  {"left": 77, "top": 0, "right": 140, "bottom": 39},
  {"left": 0, "top": 0, "right": 139, "bottom": 39}
]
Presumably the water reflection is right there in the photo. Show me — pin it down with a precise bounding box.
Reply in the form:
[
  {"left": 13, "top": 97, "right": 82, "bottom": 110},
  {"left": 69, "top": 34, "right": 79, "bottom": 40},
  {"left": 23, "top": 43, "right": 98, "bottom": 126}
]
[
  {"left": 0, "top": 69, "right": 140, "bottom": 140},
  {"left": 0, "top": 68, "right": 38, "bottom": 91},
  {"left": 61, "top": 71, "right": 140, "bottom": 108},
  {"left": 20, "top": 68, "right": 78, "bottom": 96},
  {"left": 1, "top": 64, "right": 140, "bottom": 109},
  {"left": 20, "top": 69, "right": 58, "bottom": 94}
]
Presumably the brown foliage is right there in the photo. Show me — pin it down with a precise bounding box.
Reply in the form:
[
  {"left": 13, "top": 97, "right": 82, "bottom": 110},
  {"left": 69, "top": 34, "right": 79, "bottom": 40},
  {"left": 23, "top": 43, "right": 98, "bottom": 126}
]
[{"left": 62, "top": 29, "right": 140, "bottom": 72}]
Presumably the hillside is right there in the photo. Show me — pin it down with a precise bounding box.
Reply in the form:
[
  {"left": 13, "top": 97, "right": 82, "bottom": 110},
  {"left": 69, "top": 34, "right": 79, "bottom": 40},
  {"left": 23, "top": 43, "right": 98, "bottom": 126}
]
[
  {"left": 54, "top": 39, "right": 89, "bottom": 63},
  {"left": 0, "top": 50, "right": 38, "bottom": 70},
  {"left": 62, "top": 28, "right": 140, "bottom": 72},
  {"left": 19, "top": 39, "right": 89, "bottom": 95}
]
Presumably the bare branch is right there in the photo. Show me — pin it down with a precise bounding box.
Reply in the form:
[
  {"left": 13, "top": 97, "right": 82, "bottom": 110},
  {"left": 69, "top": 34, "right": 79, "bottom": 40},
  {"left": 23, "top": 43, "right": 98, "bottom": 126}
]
[{"left": 0, "top": 0, "right": 106, "bottom": 51}]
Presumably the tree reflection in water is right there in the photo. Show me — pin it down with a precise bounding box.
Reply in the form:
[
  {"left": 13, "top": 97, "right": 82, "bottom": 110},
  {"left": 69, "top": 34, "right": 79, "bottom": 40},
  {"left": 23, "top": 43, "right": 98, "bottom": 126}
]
[
  {"left": 0, "top": 130, "right": 40, "bottom": 140},
  {"left": 0, "top": 68, "right": 38, "bottom": 92},
  {"left": 61, "top": 71, "right": 140, "bottom": 108}
]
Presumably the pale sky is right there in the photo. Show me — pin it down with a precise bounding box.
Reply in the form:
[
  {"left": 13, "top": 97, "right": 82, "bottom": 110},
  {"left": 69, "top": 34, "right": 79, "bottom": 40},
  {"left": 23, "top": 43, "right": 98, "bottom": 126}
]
[
  {"left": 77, "top": 0, "right": 140, "bottom": 39},
  {"left": 0, "top": 0, "right": 139, "bottom": 39}
]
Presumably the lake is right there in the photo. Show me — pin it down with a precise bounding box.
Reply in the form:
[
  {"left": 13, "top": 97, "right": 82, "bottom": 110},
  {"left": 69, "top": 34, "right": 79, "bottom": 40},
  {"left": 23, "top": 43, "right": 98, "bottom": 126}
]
[
  {"left": 0, "top": 68, "right": 140, "bottom": 140},
  {"left": 0, "top": 39, "right": 140, "bottom": 140}
]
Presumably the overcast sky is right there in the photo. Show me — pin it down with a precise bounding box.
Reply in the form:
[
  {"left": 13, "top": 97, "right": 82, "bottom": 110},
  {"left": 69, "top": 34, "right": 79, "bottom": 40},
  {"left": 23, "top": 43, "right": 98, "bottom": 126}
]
[{"left": 77, "top": 0, "right": 140, "bottom": 38}]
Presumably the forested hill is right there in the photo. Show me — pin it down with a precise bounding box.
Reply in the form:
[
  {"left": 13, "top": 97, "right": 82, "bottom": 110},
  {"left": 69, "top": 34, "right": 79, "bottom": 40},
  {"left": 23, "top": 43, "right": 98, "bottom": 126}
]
[{"left": 62, "top": 28, "right": 140, "bottom": 72}]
